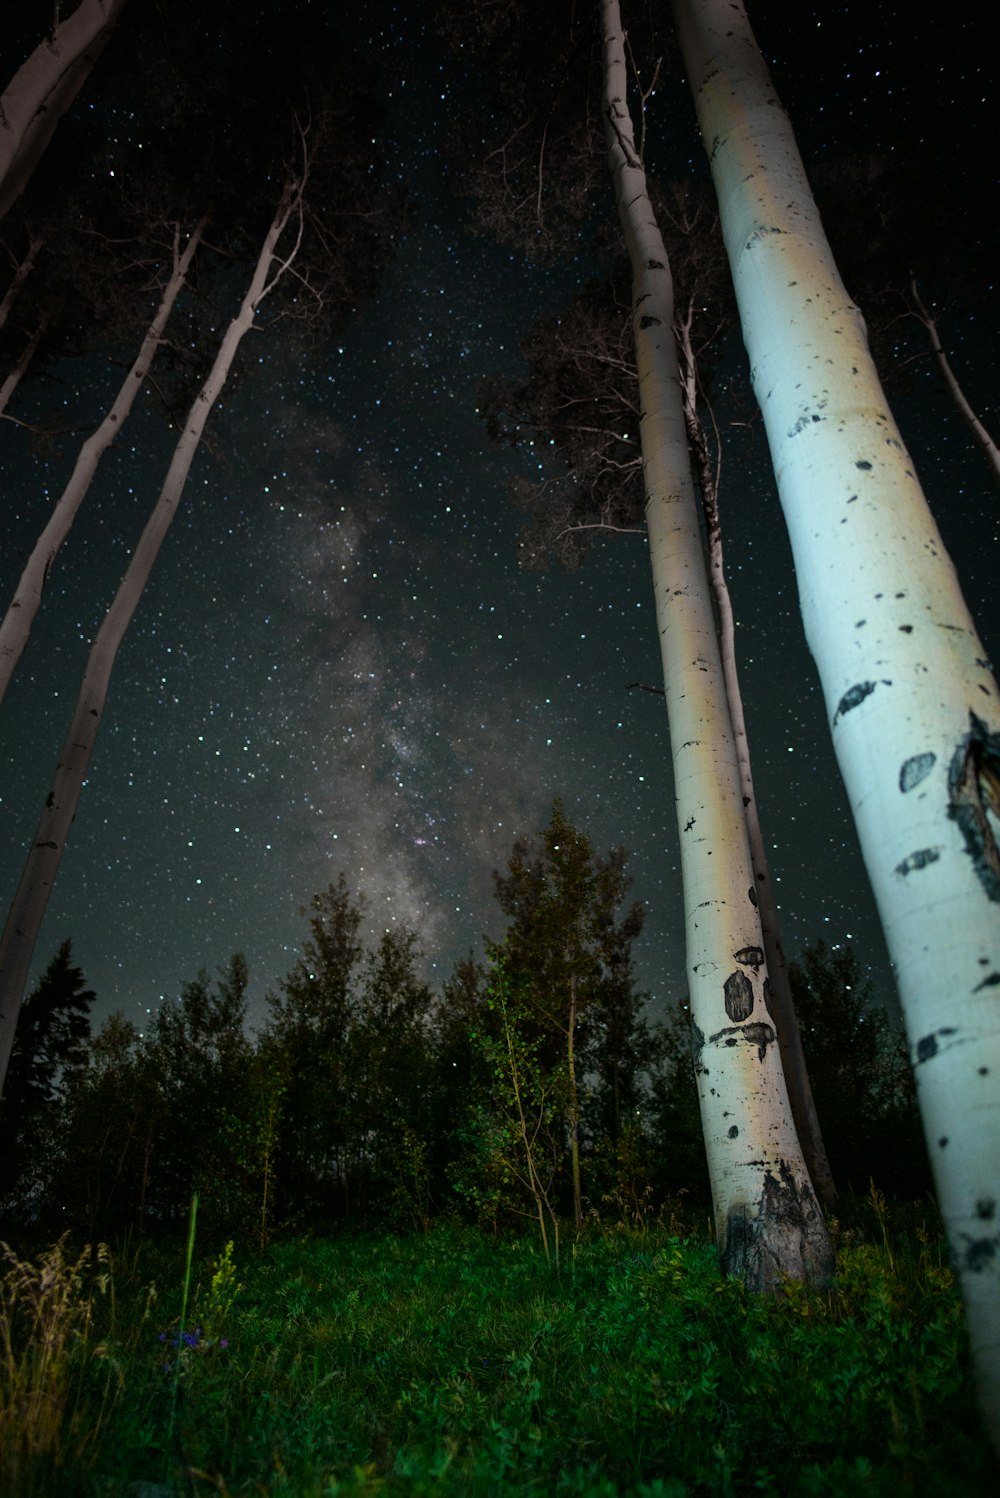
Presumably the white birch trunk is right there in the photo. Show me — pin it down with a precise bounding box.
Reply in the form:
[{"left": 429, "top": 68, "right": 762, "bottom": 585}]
[
  {"left": 0, "top": 219, "right": 205, "bottom": 706},
  {"left": 0, "top": 175, "right": 303, "bottom": 1099},
  {"left": 677, "top": 309, "right": 836, "bottom": 1207},
  {"left": 601, "top": 0, "right": 831, "bottom": 1288},
  {"left": 0, "top": 0, "right": 130, "bottom": 222},
  {"left": 673, "top": 0, "right": 1000, "bottom": 1449}
]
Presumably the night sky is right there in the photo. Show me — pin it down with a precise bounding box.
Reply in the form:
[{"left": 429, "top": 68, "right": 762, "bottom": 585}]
[{"left": 1, "top": 1, "right": 996, "bottom": 1035}]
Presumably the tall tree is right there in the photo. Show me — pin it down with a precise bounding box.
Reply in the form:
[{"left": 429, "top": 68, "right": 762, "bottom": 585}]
[
  {"left": 263, "top": 877, "right": 366, "bottom": 1216},
  {"left": 447, "top": 0, "right": 833, "bottom": 1281},
  {"left": 0, "top": 937, "right": 94, "bottom": 1210},
  {"left": 0, "top": 216, "right": 206, "bottom": 704},
  {"left": 0, "top": 0, "right": 130, "bottom": 222},
  {"left": 672, "top": 0, "right": 1000, "bottom": 1446},
  {"left": 493, "top": 799, "right": 645, "bottom": 1228},
  {"left": 596, "top": 0, "right": 830, "bottom": 1285}
]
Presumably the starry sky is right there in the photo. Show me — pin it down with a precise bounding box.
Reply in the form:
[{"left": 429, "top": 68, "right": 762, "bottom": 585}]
[{"left": 1, "top": 0, "right": 997, "bottom": 1034}]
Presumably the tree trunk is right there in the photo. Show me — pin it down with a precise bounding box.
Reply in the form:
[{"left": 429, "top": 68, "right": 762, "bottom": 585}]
[
  {"left": 0, "top": 174, "right": 303, "bottom": 1099},
  {"left": 0, "top": 0, "right": 131, "bottom": 223},
  {"left": 0, "top": 233, "right": 43, "bottom": 332},
  {"left": 0, "top": 317, "right": 45, "bottom": 418},
  {"left": 0, "top": 218, "right": 206, "bottom": 706},
  {"left": 676, "top": 308, "right": 837, "bottom": 1209},
  {"left": 567, "top": 972, "right": 582, "bottom": 1228},
  {"left": 673, "top": 0, "right": 1000, "bottom": 1449},
  {"left": 601, "top": 0, "right": 832, "bottom": 1289}
]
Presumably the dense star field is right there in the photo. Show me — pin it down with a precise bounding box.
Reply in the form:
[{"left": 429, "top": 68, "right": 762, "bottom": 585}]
[{"left": 0, "top": 0, "right": 996, "bottom": 1033}]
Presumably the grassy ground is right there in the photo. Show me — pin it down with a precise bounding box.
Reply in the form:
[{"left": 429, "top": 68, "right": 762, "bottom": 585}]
[{"left": 1, "top": 1199, "right": 997, "bottom": 1496}]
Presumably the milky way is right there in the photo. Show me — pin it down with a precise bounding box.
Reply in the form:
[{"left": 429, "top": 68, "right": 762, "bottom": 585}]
[{"left": 1, "top": 1, "right": 996, "bottom": 1032}]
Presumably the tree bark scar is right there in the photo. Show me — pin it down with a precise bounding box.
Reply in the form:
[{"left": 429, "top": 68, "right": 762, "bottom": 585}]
[
  {"left": 948, "top": 711, "right": 1000, "bottom": 901},
  {"left": 899, "top": 751, "right": 936, "bottom": 792},
  {"left": 724, "top": 970, "right": 754, "bottom": 1021},
  {"left": 719, "top": 1158, "right": 831, "bottom": 1290},
  {"left": 916, "top": 1025, "right": 959, "bottom": 1063},
  {"left": 834, "top": 681, "right": 875, "bottom": 723},
  {"left": 733, "top": 945, "right": 764, "bottom": 969},
  {"left": 895, "top": 847, "right": 940, "bottom": 877},
  {"left": 710, "top": 1020, "right": 776, "bottom": 1061},
  {"left": 960, "top": 1231, "right": 1000, "bottom": 1273}
]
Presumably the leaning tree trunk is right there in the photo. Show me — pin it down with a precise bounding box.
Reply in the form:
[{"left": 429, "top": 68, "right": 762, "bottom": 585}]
[
  {"left": 601, "top": 0, "right": 831, "bottom": 1289},
  {"left": 676, "top": 308, "right": 836, "bottom": 1209},
  {"left": 0, "top": 218, "right": 206, "bottom": 706},
  {"left": 0, "top": 174, "right": 302, "bottom": 1099},
  {"left": 0, "top": 0, "right": 131, "bottom": 223},
  {"left": 0, "top": 233, "right": 43, "bottom": 332},
  {"left": 673, "top": 0, "right": 1000, "bottom": 1450}
]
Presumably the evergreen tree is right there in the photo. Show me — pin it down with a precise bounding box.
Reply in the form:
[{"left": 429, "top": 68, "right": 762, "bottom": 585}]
[{"left": 0, "top": 937, "right": 94, "bottom": 1213}]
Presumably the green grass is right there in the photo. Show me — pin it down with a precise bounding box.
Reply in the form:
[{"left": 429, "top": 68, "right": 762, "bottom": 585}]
[{"left": 1, "top": 1203, "right": 996, "bottom": 1496}]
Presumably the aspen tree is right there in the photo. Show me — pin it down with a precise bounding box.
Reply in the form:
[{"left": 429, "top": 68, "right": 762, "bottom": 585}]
[
  {"left": 673, "top": 0, "right": 1000, "bottom": 1446},
  {"left": 601, "top": 0, "right": 831, "bottom": 1287}
]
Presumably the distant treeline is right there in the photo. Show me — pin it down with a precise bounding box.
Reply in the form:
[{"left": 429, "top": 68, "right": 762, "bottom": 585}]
[{"left": 0, "top": 805, "right": 930, "bottom": 1242}]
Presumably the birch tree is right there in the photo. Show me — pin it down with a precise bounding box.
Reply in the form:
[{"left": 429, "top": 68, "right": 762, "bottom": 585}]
[
  {"left": 672, "top": 0, "right": 1000, "bottom": 1445},
  {"left": 0, "top": 0, "right": 130, "bottom": 222},
  {"left": 0, "top": 217, "right": 205, "bottom": 704},
  {"left": 0, "top": 119, "right": 335, "bottom": 1099},
  {"left": 596, "top": 0, "right": 831, "bottom": 1285}
]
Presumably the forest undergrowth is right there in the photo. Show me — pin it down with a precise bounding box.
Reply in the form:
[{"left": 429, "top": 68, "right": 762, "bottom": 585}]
[{"left": 1, "top": 1195, "right": 996, "bottom": 1498}]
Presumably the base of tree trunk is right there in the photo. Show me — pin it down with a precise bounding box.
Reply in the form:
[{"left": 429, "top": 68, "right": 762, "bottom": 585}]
[{"left": 720, "top": 1160, "right": 834, "bottom": 1291}]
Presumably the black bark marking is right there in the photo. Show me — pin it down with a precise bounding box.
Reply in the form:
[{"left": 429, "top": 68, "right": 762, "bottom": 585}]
[
  {"left": 948, "top": 711, "right": 1000, "bottom": 901},
  {"left": 916, "top": 1026, "right": 958, "bottom": 1063},
  {"left": 899, "top": 752, "right": 936, "bottom": 792},
  {"left": 734, "top": 946, "right": 765, "bottom": 969},
  {"left": 646, "top": 258, "right": 664, "bottom": 269},
  {"left": 973, "top": 971, "right": 1000, "bottom": 992},
  {"left": 961, "top": 1234, "right": 999, "bottom": 1273},
  {"left": 742, "top": 1022, "right": 776, "bottom": 1060},
  {"left": 833, "top": 680, "right": 883, "bottom": 724},
  {"left": 976, "top": 1198, "right": 996, "bottom": 1220},
  {"left": 639, "top": 314, "right": 661, "bottom": 329},
  {"left": 710, "top": 1021, "right": 777, "bottom": 1061},
  {"left": 899, "top": 624, "right": 913, "bottom": 633},
  {"left": 748, "top": 886, "right": 758, "bottom": 907},
  {"left": 762, "top": 977, "right": 773, "bottom": 1016},
  {"left": 727, "top": 1125, "right": 739, "bottom": 1138},
  {"left": 855, "top": 460, "right": 873, "bottom": 470},
  {"left": 724, "top": 970, "right": 754, "bottom": 1022},
  {"left": 939, "top": 1136, "right": 949, "bottom": 1148},
  {"left": 691, "top": 1022, "right": 707, "bottom": 1075},
  {"left": 684, "top": 816, "right": 696, "bottom": 831},
  {"left": 895, "top": 847, "right": 940, "bottom": 876}
]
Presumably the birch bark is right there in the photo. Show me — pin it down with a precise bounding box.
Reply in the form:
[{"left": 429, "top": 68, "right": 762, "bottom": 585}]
[
  {"left": 601, "top": 0, "right": 831, "bottom": 1287},
  {"left": 0, "top": 219, "right": 205, "bottom": 706},
  {"left": 0, "top": 174, "right": 303, "bottom": 1099},
  {"left": 0, "top": 0, "right": 131, "bottom": 222},
  {"left": 673, "top": 0, "right": 1000, "bottom": 1448}
]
